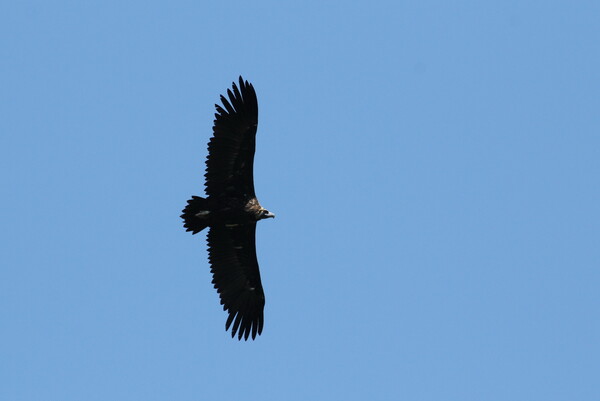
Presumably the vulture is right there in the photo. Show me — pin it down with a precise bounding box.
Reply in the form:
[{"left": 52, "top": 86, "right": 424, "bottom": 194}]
[{"left": 181, "top": 77, "right": 274, "bottom": 340}]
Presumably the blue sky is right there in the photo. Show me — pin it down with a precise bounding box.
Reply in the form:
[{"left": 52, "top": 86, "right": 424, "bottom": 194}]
[{"left": 2, "top": 1, "right": 599, "bottom": 400}]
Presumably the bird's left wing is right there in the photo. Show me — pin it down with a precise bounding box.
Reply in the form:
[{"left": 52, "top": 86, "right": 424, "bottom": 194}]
[{"left": 207, "top": 223, "right": 265, "bottom": 340}]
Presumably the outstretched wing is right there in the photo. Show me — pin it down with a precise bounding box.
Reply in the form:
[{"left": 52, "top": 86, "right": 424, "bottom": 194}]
[
  {"left": 205, "top": 76, "right": 258, "bottom": 198},
  {"left": 207, "top": 223, "right": 265, "bottom": 340}
]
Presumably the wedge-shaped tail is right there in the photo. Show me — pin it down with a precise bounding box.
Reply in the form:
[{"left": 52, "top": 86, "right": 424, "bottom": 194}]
[{"left": 181, "top": 196, "right": 210, "bottom": 234}]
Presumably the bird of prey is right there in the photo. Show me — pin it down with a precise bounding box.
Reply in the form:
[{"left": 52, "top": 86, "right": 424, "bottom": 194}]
[{"left": 181, "top": 77, "right": 274, "bottom": 340}]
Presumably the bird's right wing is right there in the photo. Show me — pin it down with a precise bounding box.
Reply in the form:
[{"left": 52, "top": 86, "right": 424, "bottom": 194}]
[
  {"left": 204, "top": 77, "right": 259, "bottom": 199},
  {"left": 207, "top": 223, "right": 265, "bottom": 340}
]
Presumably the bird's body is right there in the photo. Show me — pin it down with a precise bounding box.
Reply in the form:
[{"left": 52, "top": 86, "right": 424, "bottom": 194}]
[{"left": 181, "top": 77, "right": 273, "bottom": 341}]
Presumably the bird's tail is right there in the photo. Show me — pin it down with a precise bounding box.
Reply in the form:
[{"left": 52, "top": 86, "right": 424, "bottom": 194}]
[{"left": 181, "top": 196, "right": 211, "bottom": 234}]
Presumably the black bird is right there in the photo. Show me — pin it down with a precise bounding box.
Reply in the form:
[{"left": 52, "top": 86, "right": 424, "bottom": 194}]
[{"left": 181, "top": 77, "right": 274, "bottom": 340}]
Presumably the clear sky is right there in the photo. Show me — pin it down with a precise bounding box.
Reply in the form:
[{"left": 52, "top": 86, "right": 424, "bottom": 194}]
[{"left": 2, "top": 1, "right": 599, "bottom": 400}]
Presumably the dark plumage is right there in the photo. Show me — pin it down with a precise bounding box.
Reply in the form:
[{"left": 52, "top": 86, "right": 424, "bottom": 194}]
[{"left": 181, "top": 77, "right": 274, "bottom": 340}]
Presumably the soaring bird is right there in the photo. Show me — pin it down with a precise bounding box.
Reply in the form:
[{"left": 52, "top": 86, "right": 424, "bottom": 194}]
[{"left": 181, "top": 77, "right": 274, "bottom": 340}]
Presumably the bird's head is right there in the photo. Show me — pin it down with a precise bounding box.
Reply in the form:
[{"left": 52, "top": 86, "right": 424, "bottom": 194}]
[{"left": 258, "top": 208, "right": 275, "bottom": 220}]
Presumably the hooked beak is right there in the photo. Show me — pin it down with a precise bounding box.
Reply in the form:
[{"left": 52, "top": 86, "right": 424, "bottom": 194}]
[{"left": 264, "top": 212, "right": 275, "bottom": 219}]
